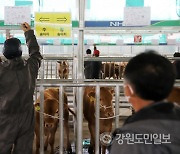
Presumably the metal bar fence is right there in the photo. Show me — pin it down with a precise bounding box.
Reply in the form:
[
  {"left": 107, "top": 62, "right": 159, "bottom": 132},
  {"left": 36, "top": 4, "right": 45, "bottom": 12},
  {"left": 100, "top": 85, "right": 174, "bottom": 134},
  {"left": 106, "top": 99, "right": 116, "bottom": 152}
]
[
  {"left": 35, "top": 81, "right": 180, "bottom": 154},
  {"left": 59, "top": 86, "right": 64, "bottom": 154},
  {"left": 95, "top": 85, "right": 100, "bottom": 154},
  {"left": 36, "top": 82, "right": 124, "bottom": 154}
]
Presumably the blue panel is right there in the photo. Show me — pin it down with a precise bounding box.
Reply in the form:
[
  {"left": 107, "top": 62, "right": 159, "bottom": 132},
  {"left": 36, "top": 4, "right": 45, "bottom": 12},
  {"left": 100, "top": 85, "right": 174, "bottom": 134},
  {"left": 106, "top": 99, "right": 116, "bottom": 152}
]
[
  {"left": 85, "top": 21, "right": 160, "bottom": 27},
  {"left": 85, "top": 21, "right": 123, "bottom": 27}
]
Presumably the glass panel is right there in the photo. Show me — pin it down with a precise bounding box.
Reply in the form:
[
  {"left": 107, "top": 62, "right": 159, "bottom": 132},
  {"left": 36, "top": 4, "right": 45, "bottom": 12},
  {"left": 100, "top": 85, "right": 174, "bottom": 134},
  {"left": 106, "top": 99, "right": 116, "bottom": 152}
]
[
  {"left": 85, "top": 0, "right": 180, "bottom": 20},
  {"left": 0, "top": 0, "right": 179, "bottom": 21},
  {"left": 144, "top": 0, "right": 178, "bottom": 20},
  {"left": 0, "top": 0, "right": 15, "bottom": 20},
  {"left": 37, "top": 0, "right": 77, "bottom": 20},
  {"left": 85, "top": 0, "right": 125, "bottom": 20}
]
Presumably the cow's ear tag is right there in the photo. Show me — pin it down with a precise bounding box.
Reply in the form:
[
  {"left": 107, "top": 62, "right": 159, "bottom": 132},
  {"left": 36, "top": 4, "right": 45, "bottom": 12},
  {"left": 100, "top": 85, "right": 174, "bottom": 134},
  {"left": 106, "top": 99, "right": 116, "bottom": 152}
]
[
  {"left": 35, "top": 106, "right": 40, "bottom": 111},
  {"left": 90, "top": 96, "right": 96, "bottom": 103}
]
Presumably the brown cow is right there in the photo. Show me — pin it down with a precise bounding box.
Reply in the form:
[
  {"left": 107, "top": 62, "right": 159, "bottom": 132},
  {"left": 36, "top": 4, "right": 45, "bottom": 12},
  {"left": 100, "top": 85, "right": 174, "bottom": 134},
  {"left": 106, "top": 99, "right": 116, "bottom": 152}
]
[
  {"left": 101, "top": 62, "right": 126, "bottom": 79},
  {"left": 57, "top": 61, "right": 69, "bottom": 79},
  {"left": 83, "top": 87, "right": 114, "bottom": 154},
  {"left": 101, "top": 62, "right": 116, "bottom": 79},
  {"left": 34, "top": 88, "right": 73, "bottom": 154},
  {"left": 167, "top": 87, "right": 180, "bottom": 105}
]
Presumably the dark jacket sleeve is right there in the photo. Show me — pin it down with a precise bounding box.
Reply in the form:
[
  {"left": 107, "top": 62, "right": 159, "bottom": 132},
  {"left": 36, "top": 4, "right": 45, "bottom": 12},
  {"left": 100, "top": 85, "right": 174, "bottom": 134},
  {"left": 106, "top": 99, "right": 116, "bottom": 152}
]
[{"left": 25, "top": 30, "right": 43, "bottom": 76}]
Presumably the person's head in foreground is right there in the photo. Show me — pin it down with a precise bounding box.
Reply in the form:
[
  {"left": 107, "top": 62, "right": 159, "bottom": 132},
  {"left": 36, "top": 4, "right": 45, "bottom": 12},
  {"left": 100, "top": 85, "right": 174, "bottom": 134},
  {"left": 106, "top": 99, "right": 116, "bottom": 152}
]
[
  {"left": 123, "top": 50, "right": 176, "bottom": 112},
  {"left": 3, "top": 38, "right": 22, "bottom": 59}
]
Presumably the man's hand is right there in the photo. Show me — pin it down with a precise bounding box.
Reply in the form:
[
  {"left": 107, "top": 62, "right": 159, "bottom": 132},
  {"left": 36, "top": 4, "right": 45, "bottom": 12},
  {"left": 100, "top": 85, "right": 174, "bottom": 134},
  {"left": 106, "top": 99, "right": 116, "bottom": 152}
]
[{"left": 21, "top": 22, "right": 31, "bottom": 32}]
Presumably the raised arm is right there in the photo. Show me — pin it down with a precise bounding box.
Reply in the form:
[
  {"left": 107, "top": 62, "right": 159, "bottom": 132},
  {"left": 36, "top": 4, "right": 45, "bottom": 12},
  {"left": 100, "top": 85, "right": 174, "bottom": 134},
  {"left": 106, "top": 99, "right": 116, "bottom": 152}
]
[{"left": 21, "top": 22, "right": 43, "bottom": 70}]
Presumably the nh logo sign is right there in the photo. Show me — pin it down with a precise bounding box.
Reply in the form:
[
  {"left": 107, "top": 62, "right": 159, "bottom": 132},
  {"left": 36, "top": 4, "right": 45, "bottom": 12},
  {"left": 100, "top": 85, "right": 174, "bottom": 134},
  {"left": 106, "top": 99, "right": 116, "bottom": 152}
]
[{"left": 109, "top": 21, "right": 122, "bottom": 27}]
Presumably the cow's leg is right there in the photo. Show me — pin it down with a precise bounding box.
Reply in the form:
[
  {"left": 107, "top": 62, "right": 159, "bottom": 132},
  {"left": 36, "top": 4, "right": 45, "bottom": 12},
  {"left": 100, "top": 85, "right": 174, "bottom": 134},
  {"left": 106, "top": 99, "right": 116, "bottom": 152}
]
[
  {"left": 101, "top": 145, "right": 106, "bottom": 154},
  {"left": 102, "top": 73, "right": 105, "bottom": 79},
  {"left": 35, "top": 136, "right": 40, "bottom": 154},
  {"left": 49, "top": 123, "right": 58, "bottom": 154},
  {"left": 65, "top": 74, "right": 68, "bottom": 79},
  {"left": 88, "top": 123, "right": 95, "bottom": 154},
  {"left": 49, "top": 133, "right": 55, "bottom": 154},
  {"left": 59, "top": 70, "right": 62, "bottom": 79},
  {"left": 35, "top": 127, "right": 40, "bottom": 154},
  {"left": 49, "top": 125, "right": 60, "bottom": 154},
  {"left": 64, "top": 74, "right": 67, "bottom": 79},
  {"left": 44, "top": 132, "right": 49, "bottom": 151},
  {"left": 64, "top": 120, "right": 72, "bottom": 154}
]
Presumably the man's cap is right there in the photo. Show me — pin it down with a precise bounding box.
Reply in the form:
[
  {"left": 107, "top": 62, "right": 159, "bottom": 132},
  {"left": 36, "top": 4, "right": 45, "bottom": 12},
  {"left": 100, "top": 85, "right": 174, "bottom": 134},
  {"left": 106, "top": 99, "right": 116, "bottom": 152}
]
[
  {"left": 3, "top": 38, "right": 22, "bottom": 59},
  {"left": 93, "top": 50, "right": 100, "bottom": 56}
]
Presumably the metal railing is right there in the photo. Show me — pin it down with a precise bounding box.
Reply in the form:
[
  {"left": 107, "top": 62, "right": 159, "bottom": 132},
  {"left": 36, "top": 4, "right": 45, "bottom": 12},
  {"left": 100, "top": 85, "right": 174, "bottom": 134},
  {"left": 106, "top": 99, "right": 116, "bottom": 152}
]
[{"left": 36, "top": 82, "right": 126, "bottom": 154}]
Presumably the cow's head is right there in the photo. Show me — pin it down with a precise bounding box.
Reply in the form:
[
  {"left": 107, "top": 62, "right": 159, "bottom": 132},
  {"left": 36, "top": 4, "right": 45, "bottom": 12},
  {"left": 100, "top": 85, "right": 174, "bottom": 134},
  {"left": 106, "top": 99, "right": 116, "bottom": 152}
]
[
  {"left": 57, "top": 61, "right": 68, "bottom": 68},
  {"left": 88, "top": 87, "right": 114, "bottom": 133},
  {"left": 43, "top": 98, "right": 59, "bottom": 128},
  {"left": 35, "top": 98, "right": 59, "bottom": 129},
  {"left": 88, "top": 87, "right": 114, "bottom": 119},
  {"left": 99, "top": 87, "right": 114, "bottom": 119},
  {"left": 57, "top": 61, "right": 69, "bottom": 79}
]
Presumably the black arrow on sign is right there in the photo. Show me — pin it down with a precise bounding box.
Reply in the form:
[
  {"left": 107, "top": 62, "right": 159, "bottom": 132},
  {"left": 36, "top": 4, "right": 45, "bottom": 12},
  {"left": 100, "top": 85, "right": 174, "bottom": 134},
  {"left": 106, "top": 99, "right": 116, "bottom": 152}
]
[
  {"left": 57, "top": 17, "right": 67, "bottom": 22},
  {"left": 39, "top": 17, "right": 50, "bottom": 22}
]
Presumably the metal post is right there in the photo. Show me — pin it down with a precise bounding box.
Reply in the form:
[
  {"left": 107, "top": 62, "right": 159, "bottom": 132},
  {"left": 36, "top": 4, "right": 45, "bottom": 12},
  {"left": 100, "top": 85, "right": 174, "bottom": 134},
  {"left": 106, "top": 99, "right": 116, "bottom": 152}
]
[
  {"left": 77, "top": 31, "right": 84, "bottom": 79},
  {"left": 76, "top": 0, "right": 85, "bottom": 153},
  {"left": 72, "top": 87, "right": 77, "bottom": 142},
  {"left": 40, "top": 49, "right": 45, "bottom": 80},
  {"left": 46, "top": 61, "right": 48, "bottom": 79},
  {"left": 5, "top": 29, "right": 10, "bottom": 39},
  {"left": 72, "top": 27, "right": 75, "bottom": 58},
  {"left": 115, "top": 85, "right": 120, "bottom": 128},
  {"left": 39, "top": 85, "right": 44, "bottom": 154},
  {"left": 95, "top": 85, "right": 100, "bottom": 154},
  {"left": 39, "top": 51, "right": 45, "bottom": 154},
  {"left": 78, "top": 0, "right": 85, "bottom": 80},
  {"left": 35, "top": 86, "right": 38, "bottom": 102},
  {"left": 73, "top": 57, "right": 78, "bottom": 80},
  {"left": 76, "top": 87, "right": 83, "bottom": 154},
  {"left": 55, "top": 62, "right": 58, "bottom": 79},
  {"left": 59, "top": 86, "right": 64, "bottom": 154},
  {"left": 51, "top": 60, "right": 53, "bottom": 79}
]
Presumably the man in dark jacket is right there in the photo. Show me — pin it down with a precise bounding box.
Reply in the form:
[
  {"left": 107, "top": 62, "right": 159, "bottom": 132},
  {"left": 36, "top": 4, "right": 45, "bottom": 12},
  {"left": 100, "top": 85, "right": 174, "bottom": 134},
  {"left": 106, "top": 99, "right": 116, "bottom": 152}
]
[
  {"left": 0, "top": 22, "right": 42, "bottom": 154},
  {"left": 91, "top": 46, "right": 102, "bottom": 79},
  {"left": 84, "top": 48, "right": 92, "bottom": 79},
  {"left": 110, "top": 50, "right": 180, "bottom": 154}
]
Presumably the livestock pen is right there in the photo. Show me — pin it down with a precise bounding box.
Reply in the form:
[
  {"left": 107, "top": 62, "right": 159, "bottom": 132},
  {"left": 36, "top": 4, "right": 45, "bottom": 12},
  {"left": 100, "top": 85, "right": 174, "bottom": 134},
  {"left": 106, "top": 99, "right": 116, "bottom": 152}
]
[
  {"left": 34, "top": 82, "right": 132, "bottom": 154},
  {"left": 33, "top": 55, "right": 180, "bottom": 154}
]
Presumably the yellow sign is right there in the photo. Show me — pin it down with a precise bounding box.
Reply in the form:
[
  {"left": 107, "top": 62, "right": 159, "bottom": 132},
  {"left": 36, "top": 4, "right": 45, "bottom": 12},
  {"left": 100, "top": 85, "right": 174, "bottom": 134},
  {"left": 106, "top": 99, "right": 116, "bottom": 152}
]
[
  {"left": 35, "top": 12, "right": 71, "bottom": 38},
  {"left": 35, "top": 12, "right": 71, "bottom": 24},
  {"left": 54, "top": 26, "right": 71, "bottom": 37},
  {"left": 35, "top": 24, "right": 71, "bottom": 37}
]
